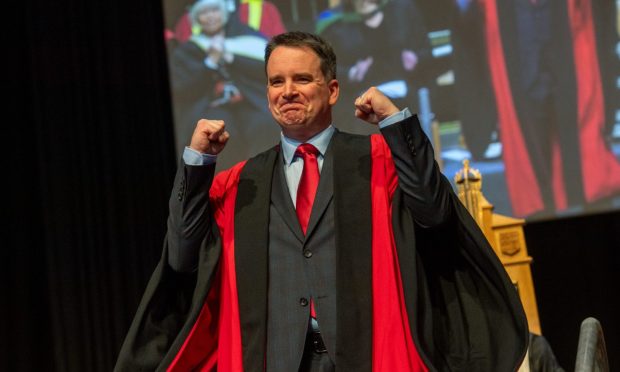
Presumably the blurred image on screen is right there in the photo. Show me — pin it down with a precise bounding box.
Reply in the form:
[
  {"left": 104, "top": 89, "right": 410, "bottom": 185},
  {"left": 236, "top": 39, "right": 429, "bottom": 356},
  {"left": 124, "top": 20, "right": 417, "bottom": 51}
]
[{"left": 162, "top": 0, "right": 620, "bottom": 221}]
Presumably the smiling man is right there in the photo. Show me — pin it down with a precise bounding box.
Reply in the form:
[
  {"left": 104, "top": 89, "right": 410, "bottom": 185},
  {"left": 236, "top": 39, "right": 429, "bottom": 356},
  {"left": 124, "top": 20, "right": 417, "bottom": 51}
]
[
  {"left": 266, "top": 45, "right": 339, "bottom": 140},
  {"left": 116, "top": 31, "right": 528, "bottom": 372}
]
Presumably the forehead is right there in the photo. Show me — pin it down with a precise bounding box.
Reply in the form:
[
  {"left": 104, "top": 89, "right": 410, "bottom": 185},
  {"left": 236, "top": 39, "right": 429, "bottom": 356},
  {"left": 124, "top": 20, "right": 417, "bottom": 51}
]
[{"left": 266, "top": 46, "right": 322, "bottom": 75}]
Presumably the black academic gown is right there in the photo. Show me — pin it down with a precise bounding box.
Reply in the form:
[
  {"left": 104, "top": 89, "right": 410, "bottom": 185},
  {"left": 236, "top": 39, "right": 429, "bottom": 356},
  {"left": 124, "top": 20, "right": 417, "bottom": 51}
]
[{"left": 115, "top": 117, "right": 528, "bottom": 371}]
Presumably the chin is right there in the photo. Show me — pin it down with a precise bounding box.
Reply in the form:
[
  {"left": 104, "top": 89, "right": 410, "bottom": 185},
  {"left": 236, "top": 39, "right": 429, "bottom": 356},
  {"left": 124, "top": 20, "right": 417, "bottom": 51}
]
[
  {"left": 278, "top": 114, "right": 308, "bottom": 127},
  {"left": 279, "top": 122, "right": 307, "bottom": 133},
  {"left": 277, "top": 121, "right": 311, "bottom": 138}
]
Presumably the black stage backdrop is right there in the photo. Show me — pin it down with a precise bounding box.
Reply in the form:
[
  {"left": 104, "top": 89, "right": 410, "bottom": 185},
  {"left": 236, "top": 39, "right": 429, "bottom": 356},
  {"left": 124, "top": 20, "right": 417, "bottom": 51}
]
[{"left": 5, "top": 1, "right": 619, "bottom": 371}]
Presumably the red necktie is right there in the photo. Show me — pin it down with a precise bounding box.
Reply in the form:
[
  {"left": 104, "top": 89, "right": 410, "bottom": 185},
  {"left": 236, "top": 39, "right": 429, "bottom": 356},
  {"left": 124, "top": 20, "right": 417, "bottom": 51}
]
[
  {"left": 295, "top": 144, "right": 320, "bottom": 235},
  {"left": 296, "top": 144, "right": 320, "bottom": 319}
]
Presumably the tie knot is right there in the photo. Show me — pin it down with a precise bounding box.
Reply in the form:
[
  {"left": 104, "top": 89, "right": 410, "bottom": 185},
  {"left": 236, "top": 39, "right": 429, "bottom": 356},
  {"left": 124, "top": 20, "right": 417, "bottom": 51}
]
[{"left": 295, "top": 143, "right": 319, "bottom": 158}]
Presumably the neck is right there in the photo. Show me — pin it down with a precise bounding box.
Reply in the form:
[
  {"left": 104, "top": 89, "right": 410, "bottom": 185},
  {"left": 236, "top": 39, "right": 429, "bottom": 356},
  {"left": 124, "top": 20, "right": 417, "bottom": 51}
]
[
  {"left": 285, "top": 126, "right": 331, "bottom": 143},
  {"left": 285, "top": 124, "right": 333, "bottom": 142}
]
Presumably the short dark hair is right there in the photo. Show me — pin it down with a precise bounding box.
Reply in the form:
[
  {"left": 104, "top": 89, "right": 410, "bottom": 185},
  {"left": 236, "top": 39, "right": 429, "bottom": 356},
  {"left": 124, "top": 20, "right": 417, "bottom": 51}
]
[{"left": 264, "top": 31, "right": 337, "bottom": 81}]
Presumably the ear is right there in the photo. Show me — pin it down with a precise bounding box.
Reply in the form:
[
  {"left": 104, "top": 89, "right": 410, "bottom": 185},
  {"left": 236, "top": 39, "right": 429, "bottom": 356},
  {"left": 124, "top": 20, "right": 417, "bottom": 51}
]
[{"left": 328, "top": 79, "right": 340, "bottom": 106}]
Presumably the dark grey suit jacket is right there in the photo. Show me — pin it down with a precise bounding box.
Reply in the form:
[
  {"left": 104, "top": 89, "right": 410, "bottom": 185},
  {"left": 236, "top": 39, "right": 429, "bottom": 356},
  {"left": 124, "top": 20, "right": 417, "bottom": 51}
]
[{"left": 115, "top": 115, "right": 528, "bottom": 372}]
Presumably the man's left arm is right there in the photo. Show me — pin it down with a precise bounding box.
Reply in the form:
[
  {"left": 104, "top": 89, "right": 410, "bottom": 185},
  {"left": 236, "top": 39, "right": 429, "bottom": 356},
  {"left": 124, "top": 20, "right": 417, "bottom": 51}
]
[
  {"left": 380, "top": 111, "right": 451, "bottom": 227},
  {"left": 355, "top": 87, "right": 451, "bottom": 227}
]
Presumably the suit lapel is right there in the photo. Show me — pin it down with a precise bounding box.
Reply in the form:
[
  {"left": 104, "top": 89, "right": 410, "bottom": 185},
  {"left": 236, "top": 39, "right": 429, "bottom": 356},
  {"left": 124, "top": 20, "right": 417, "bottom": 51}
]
[
  {"left": 333, "top": 131, "right": 373, "bottom": 372},
  {"left": 270, "top": 144, "right": 335, "bottom": 242},
  {"left": 305, "top": 143, "right": 334, "bottom": 239},
  {"left": 234, "top": 147, "right": 277, "bottom": 371},
  {"left": 271, "top": 151, "right": 305, "bottom": 242}
]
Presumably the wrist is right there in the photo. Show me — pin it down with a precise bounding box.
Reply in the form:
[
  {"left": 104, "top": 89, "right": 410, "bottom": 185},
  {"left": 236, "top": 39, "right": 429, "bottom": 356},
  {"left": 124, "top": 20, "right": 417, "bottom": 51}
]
[
  {"left": 379, "top": 107, "right": 412, "bottom": 128},
  {"left": 184, "top": 146, "right": 217, "bottom": 166}
]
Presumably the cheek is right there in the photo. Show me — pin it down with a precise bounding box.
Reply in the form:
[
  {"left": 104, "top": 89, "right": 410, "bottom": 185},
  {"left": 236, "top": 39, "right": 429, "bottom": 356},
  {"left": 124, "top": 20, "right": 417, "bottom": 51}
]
[
  {"left": 267, "top": 98, "right": 280, "bottom": 115},
  {"left": 268, "top": 96, "right": 277, "bottom": 110},
  {"left": 267, "top": 89, "right": 278, "bottom": 101}
]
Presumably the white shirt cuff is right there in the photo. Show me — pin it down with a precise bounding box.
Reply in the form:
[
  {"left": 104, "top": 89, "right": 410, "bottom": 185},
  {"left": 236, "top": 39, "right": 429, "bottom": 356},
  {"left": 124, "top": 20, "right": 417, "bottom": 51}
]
[
  {"left": 378, "top": 107, "right": 412, "bottom": 128},
  {"left": 183, "top": 146, "right": 217, "bottom": 166}
]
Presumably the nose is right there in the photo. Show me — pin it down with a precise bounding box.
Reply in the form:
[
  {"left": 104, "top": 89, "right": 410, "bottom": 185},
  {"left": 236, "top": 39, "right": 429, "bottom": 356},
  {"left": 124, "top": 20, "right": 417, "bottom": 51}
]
[{"left": 282, "top": 81, "right": 298, "bottom": 100}]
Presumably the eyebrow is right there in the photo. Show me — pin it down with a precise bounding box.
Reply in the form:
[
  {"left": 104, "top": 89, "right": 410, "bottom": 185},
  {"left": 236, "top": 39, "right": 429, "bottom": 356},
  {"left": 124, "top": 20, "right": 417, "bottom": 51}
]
[
  {"left": 294, "top": 73, "right": 314, "bottom": 79},
  {"left": 268, "top": 72, "right": 315, "bottom": 81}
]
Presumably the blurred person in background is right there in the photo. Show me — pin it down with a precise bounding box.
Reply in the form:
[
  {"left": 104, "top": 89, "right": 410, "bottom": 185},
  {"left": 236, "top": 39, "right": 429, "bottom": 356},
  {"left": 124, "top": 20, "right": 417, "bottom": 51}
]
[
  {"left": 319, "top": 0, "right": 433, "bottom": 135},
  {"left": 453, "top": 0, "right": 620, "bottom": 218},
  {"left": 169, "top": 0, "right": 279, "bottom": 169}
]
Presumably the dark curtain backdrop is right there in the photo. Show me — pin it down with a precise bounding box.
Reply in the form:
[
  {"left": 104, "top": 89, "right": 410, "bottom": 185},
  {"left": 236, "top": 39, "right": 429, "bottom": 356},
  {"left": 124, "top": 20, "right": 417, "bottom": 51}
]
[
  {"left": 5, "top": 0, "right": 619, "bottom": 371},
  {"left": 6, "top": 0, "right": 176, "bottom": 371}
]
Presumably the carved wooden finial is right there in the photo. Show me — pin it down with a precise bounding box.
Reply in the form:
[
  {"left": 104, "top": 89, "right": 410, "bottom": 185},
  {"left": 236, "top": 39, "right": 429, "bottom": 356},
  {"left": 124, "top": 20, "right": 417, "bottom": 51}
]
[
  {"left": 455, "top": 159, "right": 481, "bottom": 185},
  {"left": 454, "top": 159, "right": 491, "bottom": 228}
]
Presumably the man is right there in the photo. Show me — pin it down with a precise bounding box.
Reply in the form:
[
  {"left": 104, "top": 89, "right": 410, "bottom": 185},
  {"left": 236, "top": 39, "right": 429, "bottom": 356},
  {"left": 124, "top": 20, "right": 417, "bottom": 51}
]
[{"left": 115, "top": 31, "right": 527, "bottom": 371}]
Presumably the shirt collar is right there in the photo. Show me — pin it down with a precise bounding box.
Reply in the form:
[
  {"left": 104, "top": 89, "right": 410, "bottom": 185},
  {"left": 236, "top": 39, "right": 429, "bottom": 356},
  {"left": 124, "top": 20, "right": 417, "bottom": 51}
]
[{"left": 281, "top": 125, "right": 335, "bottom": 165}]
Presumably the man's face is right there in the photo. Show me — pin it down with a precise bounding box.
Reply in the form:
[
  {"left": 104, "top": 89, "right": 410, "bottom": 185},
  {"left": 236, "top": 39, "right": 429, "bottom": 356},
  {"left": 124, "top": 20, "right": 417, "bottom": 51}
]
[
  {"left": 197, "top": 5, "right": 224, "bottom": 35},
  {"left": 266, "top": 46, "right": 339, "bottom": 141}
]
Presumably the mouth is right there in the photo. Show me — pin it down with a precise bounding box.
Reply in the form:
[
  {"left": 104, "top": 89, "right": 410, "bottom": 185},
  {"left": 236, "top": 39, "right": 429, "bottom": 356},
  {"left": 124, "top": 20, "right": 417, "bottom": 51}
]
[{"left": 279, "top": 102, "right": 305, "bottom": 112}]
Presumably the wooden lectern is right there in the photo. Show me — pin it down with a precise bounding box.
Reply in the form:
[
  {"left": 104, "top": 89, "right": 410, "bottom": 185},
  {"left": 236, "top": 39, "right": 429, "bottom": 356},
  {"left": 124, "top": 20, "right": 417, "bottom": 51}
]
[{"left": 454, "top": 160, "right": 541, "bottom": 335}]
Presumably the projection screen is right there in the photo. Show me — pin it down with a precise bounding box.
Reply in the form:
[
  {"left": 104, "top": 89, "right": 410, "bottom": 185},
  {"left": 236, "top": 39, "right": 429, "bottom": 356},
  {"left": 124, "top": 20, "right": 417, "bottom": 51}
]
[{"left": 162, "top": 0, "right": 620, "bottom": 221}]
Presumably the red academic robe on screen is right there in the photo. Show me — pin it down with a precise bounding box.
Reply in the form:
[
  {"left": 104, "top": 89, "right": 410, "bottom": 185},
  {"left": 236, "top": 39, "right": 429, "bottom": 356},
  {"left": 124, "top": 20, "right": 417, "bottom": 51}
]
[{"left": 482, "top": 0, "right": 620, "bottom": 216}]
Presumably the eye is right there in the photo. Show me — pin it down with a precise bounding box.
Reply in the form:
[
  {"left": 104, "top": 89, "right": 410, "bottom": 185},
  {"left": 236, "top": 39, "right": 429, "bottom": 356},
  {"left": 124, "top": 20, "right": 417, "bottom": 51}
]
[{"left": 269, "top": 79, "right": 283, "bottom": 87}]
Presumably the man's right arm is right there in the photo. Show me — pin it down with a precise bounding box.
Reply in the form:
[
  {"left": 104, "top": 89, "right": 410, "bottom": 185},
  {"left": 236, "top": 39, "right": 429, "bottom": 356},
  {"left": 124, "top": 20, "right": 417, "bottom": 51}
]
[
  {"left": 166, "top": 150, "right": 217, "bottom": 272},
  {"left": 167, "top": 119, "right": 230, "bottom": 272}
]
